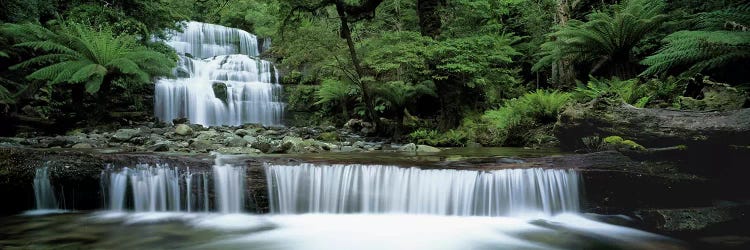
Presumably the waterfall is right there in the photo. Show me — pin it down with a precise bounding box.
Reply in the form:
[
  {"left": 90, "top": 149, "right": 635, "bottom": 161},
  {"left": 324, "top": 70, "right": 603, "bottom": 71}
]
[
  {"left": 32, "top": 166, "right": 58, "bottom": 210},
  {"left": 102, "top": 162, "right": 245, "bottom": 213},
  {"left": 155, "top": 21, "right": 284, "bottom": 126},
  {"left": 213, "top": 164, "right": 246, "bottom": 213},
  {"left": 265, "top": 164, "right": 580, "bottom": 216}
]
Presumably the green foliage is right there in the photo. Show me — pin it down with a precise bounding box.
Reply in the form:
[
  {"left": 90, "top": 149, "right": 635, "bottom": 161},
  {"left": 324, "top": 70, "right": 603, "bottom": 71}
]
[
  {"left": 641, "top": 31, "right": 750, "bottom": 76},
  {"left": 2, "top": 22, "right": 175, "bottom": 94},
  {"left": 480, "top": 89, "right": 572, "bottom": 145},
  {"left": 642, "top": 4, "right": 750, "bottom": 76},
  {"left": 534, "top": 0, "right": 668, "bottom": 78},
  {"left": 574, "top": 77, "right": 640, "bottom": 103},
  {"left": 286, "top": 85, "right": 319, "bottom": 111},
  {"left": 374, "top": 81, "right": 436, "bottom": 112},
  {"left": 315, "top": 79, "right": 356, "bottom": 106}
]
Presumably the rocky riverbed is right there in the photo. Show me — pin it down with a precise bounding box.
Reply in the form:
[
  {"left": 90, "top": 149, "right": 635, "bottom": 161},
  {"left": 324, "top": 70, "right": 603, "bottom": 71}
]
[{"left": 0, "top": 120, "right": 444, "bottom": 155}]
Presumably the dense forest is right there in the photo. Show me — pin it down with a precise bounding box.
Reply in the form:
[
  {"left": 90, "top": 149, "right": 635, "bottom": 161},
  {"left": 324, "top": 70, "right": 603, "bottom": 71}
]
[
  {"left": 2, "top": 1, "right": 750, "bottom": 249},
  {"left": 1, "top": 0, "right": 748, "bottom": 148}
]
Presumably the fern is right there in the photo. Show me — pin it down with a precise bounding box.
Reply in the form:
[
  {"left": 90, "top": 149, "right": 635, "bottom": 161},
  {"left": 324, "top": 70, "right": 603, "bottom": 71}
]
[
  {"left": 641, "top": 31, "right": 750, "bottom": 76},
  {"left": 1, "top": 22, "right": 175, "bottom": 94},
  {"left": 534, "top": 0, "right": 667, "bottom": 78}
]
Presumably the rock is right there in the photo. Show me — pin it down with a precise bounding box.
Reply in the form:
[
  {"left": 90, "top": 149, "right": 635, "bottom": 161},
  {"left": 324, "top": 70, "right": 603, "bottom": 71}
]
[
  {"left": 344, "top": 119, "right": 375, "bottom": 134},
  {"left": 263, "top": 130, "right": 282, "bottom": 136},
  {"left": 175, "top": 124, "right": 193, "bottom": 136},
  {"left": 416, "top": 145, "right": 441, "bottom": 153},
  {"left": 234, "top": 129, "right": 251, "bottom": 136},
  {"left": 636, "top": 205, "right": 750, "bottom": 233},
  {"left": 679, "top": 78, "right": 747, "bottom": 111},
  {"left": 212, "top": 82, "right": 228, "bottom": 104},
  {"left": 398, "top": 143, "right": 417, "bottom": 152},
  {"left": 352, "top": 141, "right": 366, "bottom": 149},
  {"left": 71, "top": 143, "right": 93, "bottom": 149},
  {"left": 216, "top": 147, "right": 261, "bottom": 155},
  {"left": 317, "top": 132, "right": 339, "bottom": 142},
  {"left": 148, "top": 143, "right": 170, "bottom": 152},
  {"left": 224, "top": 137, "right": 247, "bottom": 147},
  {"left": 189, "top": 139, "right": 214, "bottom": 152},
  {"left": 251, "top": 140, "right": 272, "bottom": 153},
  {"left": 172, "top": 117, "right": 189, "bottom": 124},
  {"left": 195, "top": 130, "right": 220, "bottom": 141},
  {"left": 111, "top": 129, "right": 139, "bottom": 142},
  {"left": 555, "top": 97, "right": 750, "bottom": 150}
]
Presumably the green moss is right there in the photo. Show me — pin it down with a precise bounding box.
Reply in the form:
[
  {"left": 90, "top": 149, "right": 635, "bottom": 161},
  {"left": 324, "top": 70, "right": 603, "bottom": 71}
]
[
  {"left": 676, "top": 145, "right": 688, "bottom": 150},
  {"left": 604, "top": 136, "right": 646, "bottom": 150},
  {"left": 318, "top": 132, "right": 339, "bottom": 142},
  {"left": 603, "top": 136, "right": 624, "bottom": 144}
]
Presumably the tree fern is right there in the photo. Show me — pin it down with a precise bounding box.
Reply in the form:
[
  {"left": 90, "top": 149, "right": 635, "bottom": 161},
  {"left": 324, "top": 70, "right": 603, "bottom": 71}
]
[
  {"left": 533, "top": 0, "right": 667, "bottom": 78},
  {"left": 641, "top": 4, "right": 750, "bottom": 76},
  {"left": 1, "top": 22, "right": 175, "bottom": 94}
]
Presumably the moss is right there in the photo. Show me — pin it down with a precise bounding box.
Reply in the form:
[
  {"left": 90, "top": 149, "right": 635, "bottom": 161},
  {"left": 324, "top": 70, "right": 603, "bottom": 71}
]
[
  {"left": 603, "top": 136, "right": 624, "bottom": 144},
  {"left": 604, "top": 136, "right": 646, "bottom": 150},
  {"left": 676, "top": 145, "right": 688, "bottom": 150},
  {"left": 318, "top": 132, "right": 339, "bottom": 142}
]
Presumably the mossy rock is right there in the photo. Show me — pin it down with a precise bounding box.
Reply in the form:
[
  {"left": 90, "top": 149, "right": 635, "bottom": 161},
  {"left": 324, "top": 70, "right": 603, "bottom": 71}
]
[
  {"left": 212, "top": 82, "right": 228, "bottom": 104},
  {"left": 603, "top": 136, "right": 646, "bottom": 151},
  {"left": 318, "top": 132, "right": 340, "bottom": 142}
]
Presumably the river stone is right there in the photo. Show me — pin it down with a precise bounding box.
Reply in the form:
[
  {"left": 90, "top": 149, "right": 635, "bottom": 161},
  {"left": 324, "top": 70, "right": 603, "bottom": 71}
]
[
  {"left": 216, "top": 147, "right": 261, "bottom": 155},
  {"left": 71, "top": 143, "right": 93, "bottom": 149},
  {"left": 149, "top": 143, "right": 170, "bottom": 152},
  {"left": 224, "top": 137, "right": 248, "bottom": 147},
  {"left": 398, "top": 143, "right": 417, "bottom": 152},
  {"left": 417, "top": 145, "right": 441, "bottom": 153},
  {"left": 111, "top": 129, "right": 139, "bottom": 142},
  {"left": 234, "top": 129, "right": 251, "bottom": 136},
  {"left": 175, "top": 124, "right": 193, "bottom": 136},
  {"left": 189, "top": 139, "right": 214, "bottom": 152},
  {"left": 251, "top": 141, "right": 272, "bottom": 153}
]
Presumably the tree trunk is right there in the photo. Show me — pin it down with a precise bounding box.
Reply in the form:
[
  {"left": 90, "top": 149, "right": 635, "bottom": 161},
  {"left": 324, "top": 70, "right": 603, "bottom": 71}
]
[
  {"left": 553, "top": 0, "right": 576, "bottom": 88},
  {"left": 335, "top": 1, "right": 377, "bottom": 123}
]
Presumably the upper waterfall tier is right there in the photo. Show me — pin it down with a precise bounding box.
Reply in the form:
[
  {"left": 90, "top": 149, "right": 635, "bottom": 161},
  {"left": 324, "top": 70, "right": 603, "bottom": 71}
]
[
  {"left": 155, "top": 21, "right": 284, "bottom": 126},
  {"left": 265, "top": 164, "right": 581, "bottom": 217},
  {"left": 166, "top": 21, "right": 260, "bottom": 59}
]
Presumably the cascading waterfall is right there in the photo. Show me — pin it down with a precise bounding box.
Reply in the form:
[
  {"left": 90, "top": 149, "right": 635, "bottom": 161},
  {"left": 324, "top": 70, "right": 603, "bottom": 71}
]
[
  {"left": 101, "top": 162, "right": 246, "bottom": 213},
  {"left": 265, "top": 164, "right": 580, "bottom": 216},
  {"left": 32, "top": 166, "right": 58, "bottom": 210},
  {"left": 155, "top": 21, "right": 284, "bottom": 126}
]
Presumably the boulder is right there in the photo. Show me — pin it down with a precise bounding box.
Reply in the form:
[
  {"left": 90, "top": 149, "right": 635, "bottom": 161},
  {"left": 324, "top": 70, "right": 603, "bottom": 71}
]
[
  {"left": 175, "top": 124, "right": 193, "bottom": 136},
  {"left": 148, "top": 143, "right": 170, "bottom": 152},
  {"left": 678, "top": 78, "right": 747, "bottom": 111},
  {"left": 636, "top": 205, "right": 750, "bottom": 233},
  {"left": 224, "top": 137, "right": 248, "bottom": 147},
  {"left": 111, "top": 129, "right": 139, "bottom": 142},
  {"left": 398, "top": 143, "right": 417, "bottom": 152},
  {"left": 416, "top": 145, "right": 441, "bottom": 153},
  {"left": 251, "top": 141, "right": 272, "bottom": 153},
  {"left": 189, "top": 139, "right": 214, "bottom": 152}
]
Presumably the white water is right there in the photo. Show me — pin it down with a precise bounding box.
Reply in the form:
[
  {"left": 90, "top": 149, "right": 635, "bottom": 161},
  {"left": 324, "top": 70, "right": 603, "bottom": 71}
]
[
  {"left": 102, "top": 162, "right": 245, "bottom": 213},
  {"left": 213, "top": 164, "right": 246, "bottom": 213},
  {"left": 265, "top": 164, "right": 580, "bottom": 216},
  {"left": 32, "top": 166, "right": 58, "bottom": 210},
  {"left": 155, "top": 21, "right": 284, "bottom": 126}
]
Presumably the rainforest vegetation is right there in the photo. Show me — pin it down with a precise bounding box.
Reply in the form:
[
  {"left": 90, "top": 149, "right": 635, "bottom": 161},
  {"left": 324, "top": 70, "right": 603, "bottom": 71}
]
[{"left": 1, "top": 0, "right": 748, "bottom": 147}]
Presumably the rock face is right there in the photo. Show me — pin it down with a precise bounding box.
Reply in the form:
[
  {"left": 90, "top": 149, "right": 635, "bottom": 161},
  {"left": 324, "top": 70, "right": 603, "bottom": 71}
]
[{"left": 555, "top": 98, "right": 750, "bottom": 150}]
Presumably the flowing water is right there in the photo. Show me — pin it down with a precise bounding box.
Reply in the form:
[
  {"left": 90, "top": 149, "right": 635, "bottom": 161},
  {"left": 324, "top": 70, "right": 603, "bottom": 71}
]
[
  {"left": 154, "top": 21, "right": 284, "bottom": 126},
  {"left": 266, "top": 164, "right": 580, "bottom": 216},
  {"left": 10, "top": 157, "right": 688, "bottom": 249},
  {"left": 32, "top": 166, "right": 58, "bottom": 210}
]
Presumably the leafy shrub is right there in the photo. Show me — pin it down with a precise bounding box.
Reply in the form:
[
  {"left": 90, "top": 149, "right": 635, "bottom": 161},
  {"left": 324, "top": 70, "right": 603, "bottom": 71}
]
[
  {"left": 574, "top": 77, "right": 640, "bottom": 103},
  {"left": 480, "top": 89, "right": 572, "bottom": 146}
]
